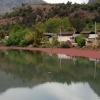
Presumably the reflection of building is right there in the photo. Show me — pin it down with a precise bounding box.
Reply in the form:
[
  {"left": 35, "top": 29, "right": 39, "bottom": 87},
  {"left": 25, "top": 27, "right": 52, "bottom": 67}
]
[
  {"left": 58, "top": 54, "right": 73, "bottom": 59},
  {"left": 57, "top": 54, "right": 77, "bottom": 66},
  {"left": 89, "top": 58, "right": 100, "bottom": 62}
]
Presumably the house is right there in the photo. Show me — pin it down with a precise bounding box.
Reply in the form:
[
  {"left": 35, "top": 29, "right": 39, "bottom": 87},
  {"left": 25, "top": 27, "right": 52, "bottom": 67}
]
[
  {"left": 58, "top": 31, "right": 74, "bottom": 42},
  {"left": 73, "top": 31, "right": 98, "bottom": 43},
  {"left": 43, "top": 33, "right": 56, "bottom": 43},
  {"left": 44, "top": 30, "right": 98, "bottom": 44},
  {"left": 81, "top": 31, "right": 98, "bottom": 43}
]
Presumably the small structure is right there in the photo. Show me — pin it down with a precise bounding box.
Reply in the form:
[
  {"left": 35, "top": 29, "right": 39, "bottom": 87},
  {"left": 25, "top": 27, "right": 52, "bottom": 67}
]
[
  {"left": 81, "top": 31, "right": 98, "bottom": 43},
  {"left": 73, "top": 31, "right": 98, "bottom": 43},
  {"left": 43, "top": 33, "right": 56, "bottom": 43},
  {"left": 58, "top": 31, "right": 74, "bottom": 42}
]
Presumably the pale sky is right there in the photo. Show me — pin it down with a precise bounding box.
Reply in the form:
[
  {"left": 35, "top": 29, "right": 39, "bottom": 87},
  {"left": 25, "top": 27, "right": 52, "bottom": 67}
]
[{"left": 44, "top": 0, "right": 89, "bottom": 4}]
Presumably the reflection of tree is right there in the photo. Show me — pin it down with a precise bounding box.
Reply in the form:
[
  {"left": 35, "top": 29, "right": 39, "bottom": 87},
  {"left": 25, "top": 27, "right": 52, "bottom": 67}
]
[
  {"left": 89, "top": 82, "right": 100, "bottom": 98},
  {"left": 0, "top": 50, "right": 100, "bottom": 85}
]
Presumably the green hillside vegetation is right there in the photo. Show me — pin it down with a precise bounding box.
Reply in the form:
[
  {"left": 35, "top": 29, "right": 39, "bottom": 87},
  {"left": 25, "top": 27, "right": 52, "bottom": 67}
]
[
  {"left": 0, "top": 3, "right": 100, "bottom": 47},
  {"left": 0, "top": 3, "right": 100, "bottom": 29}
]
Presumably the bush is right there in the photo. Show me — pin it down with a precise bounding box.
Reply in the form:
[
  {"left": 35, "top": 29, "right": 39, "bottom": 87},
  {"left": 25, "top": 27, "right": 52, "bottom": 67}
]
[
  {"left": 33, "top": 43, "right": 39, "bottom": 47},
  {"left": 52, "top": 37, "right": 59, "bottom": 46},
  {"left": 60, "top": 42, "right": 70, "bottom": 48},
  {"left": 0, "top": 30, "right": 5, "bottom": 39},
  {"left": 24, "top": 32, "right": 34, "bottom": 45},
  {"left": 76, "top": 35, "right": 86, "bottom": 47},
  {"left": 19, "top": 39, "right": 28, "bottom": 47},
  {"left": 66, "top": 40, "right": 73, "bottom": 48},
  {"left": 6, "top": 25, "right": 30, "bottom": 46},
  {"left": 40, "top": 43, "right": 52, "bottom": 48}
]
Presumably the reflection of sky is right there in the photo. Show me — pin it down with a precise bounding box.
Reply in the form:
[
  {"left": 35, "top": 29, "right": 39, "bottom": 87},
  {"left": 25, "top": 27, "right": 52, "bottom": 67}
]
[{"left": 0, "top": 82, "right": 99, "bottom": 100}]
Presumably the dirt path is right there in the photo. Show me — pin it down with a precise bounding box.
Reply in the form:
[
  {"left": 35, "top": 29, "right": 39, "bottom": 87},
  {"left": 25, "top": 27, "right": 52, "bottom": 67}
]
[{"left": 0, "top": 46, "right": 100, "bottom": 59}]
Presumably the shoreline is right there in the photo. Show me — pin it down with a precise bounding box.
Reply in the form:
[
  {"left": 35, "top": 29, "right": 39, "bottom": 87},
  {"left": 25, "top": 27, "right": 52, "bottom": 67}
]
[{"left": 0, "top": 46, "right": 100, "bottom": 59}]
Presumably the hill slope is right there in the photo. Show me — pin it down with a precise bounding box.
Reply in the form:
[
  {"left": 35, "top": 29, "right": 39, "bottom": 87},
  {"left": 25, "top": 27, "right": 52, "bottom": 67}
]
[
  {"left": 88, "top": 0, "right": 100, "bottom": 4},
  {"left": 0, "top": 0, "right": 46, "bottom": 14}
]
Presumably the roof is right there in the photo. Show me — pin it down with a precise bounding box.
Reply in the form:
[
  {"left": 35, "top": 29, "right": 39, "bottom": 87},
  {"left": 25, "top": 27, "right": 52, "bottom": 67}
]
[
  {"left": 44, "top": 33, "right": 56, "bottom": 36},
  {"left": 58, "top": 31, "right": 74, "bottom": 35},
  {"left": 81, "top": 31, "right": 95, "bottom": 34}
]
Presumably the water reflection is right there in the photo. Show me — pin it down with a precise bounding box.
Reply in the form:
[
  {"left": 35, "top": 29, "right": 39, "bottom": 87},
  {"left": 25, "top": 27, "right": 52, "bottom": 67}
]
[
  {"left": 0, "top": 50, "right": 100, "bottom": 100},
  {"left": 0, "top": 82, "right": 99, "bottom": 100}
]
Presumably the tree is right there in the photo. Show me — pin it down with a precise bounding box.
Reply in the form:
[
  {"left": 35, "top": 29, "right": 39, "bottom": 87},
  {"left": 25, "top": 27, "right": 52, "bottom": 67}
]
[
  {"left": 6, "top": 24, "right": 30, "bottom": 46},
  {"left": 76, "top": 35, "right": 86, "bottom": 47},
  {"left": 70, "top": 18, "right": 85, "bottom": 32},
  {"left": 33, "top": 27, "right": 43, "bottom": 45},
  {"left": 66, "top": 1, "right": 72, "bottom": 5},
  {"left": 35, "top": 22, "right": 46, "bottom": 32},
  {"left": 45, "top": 17, "right": 71, "bottom": 33},
  {"left": 0, "top": 30, "right": 5, "bottom": 39}
]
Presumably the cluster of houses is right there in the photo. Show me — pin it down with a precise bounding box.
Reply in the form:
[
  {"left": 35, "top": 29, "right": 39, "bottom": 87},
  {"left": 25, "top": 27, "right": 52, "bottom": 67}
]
[{"left": 44, "top": 30, "right": 100, "bottom": 44}]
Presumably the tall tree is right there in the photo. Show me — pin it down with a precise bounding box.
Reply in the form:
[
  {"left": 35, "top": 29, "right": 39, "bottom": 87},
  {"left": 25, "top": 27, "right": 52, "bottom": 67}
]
[
  {"left": 34, "top": 27, "right": 43, "bottom": 45},
  {"left": 70, "top": 18, "right": 85, "bottom": 32}
]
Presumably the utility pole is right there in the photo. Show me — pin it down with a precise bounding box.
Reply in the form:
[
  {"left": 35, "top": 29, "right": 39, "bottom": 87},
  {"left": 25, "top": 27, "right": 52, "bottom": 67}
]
[
  {"left": 60, "top": 27, "right": 61, "bottom": 45},
  {"left": 95, "top": 21, "right": 97, "bottom": 44}
]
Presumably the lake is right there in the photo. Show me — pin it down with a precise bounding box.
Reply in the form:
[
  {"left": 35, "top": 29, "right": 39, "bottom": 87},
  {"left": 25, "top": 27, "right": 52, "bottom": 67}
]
[{"left": 0, "top": 50, "right": 100, "bottom": 100}]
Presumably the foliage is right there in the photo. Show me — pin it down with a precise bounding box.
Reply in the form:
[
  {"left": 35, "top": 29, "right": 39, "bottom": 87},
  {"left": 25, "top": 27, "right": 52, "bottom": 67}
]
[
  {"left": 46, "top": 17, "right": 71, "bottom": 32},
  {"left": 60, "top": 42, "right": 71, "bottom": 48},
  {"left": 33, "top": 27, "right": 43, "bottom": 45},
  {"left": 33, "top": 43, "right": 39, "bottom": 47},
  {"left": 24, "top": 32, "right": 34, "bottom": 45},
  {"left": 5, "top": 24, "right": 30, "bottom": 46},
  {"left": 76, "top": 35, "right": 86, "bottom": 47},
  {"left": 40, "top": 43, "right": 51, "bottom": 48},
  {"left": 52, "top": 36, "right": 59, "bottom": 47},
  {"left": 70, "top": 18, "right": 85, "bottom": 32},
  {"left": 35, "top": 22, "right": 46, "bottom": 32},
  {"left": 19, "top": 39, "right": 28, "bottom": 47},
  {"left": 35, "top": 17, "right": 72, "bottom": 33},
  {"left": 0, "top": 30, "right": 5, "bottom": 39}
]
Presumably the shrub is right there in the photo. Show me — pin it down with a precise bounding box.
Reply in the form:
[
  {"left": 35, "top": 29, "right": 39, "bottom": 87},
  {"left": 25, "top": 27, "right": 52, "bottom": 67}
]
[
  {"left": 52, "top": 36, "right": 59, "bottom": 46},
  {"left": 19, "top": 39, "right": 28, "bottom": 47},
  {"left": 60, "top": 42, "right": 70, "bottom": 48},
  {"left": 66, "top": 40, "right": 73, "bottom": 48},
  {"left": 0, "top": 30, "right": 5, "bottom": 39},
  {"left": 76, "top": 35, "right": 86, "bottom": 47},
  {"left": 24, "top": 32, "right": 34, "bottom": 45},
  {"left": 6, "top": 25, "right": 30, "bottom": 46},
  {"left": 33, "top": 43, "right": 39, "bottom": 47}
]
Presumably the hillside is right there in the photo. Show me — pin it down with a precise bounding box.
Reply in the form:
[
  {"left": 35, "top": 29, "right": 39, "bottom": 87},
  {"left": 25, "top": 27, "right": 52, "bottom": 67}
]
[
  {"left": 0, "top": 3, "right": 100, "bottom": 28},
  {"left": 0, "top": 0, "right": 46, "bottom": 14},
  {"left": 88, "top": 0, "right": 95, "bottom": 3},
  {"left": 88, "top": 0, "right": 100, "bottom": 4}
]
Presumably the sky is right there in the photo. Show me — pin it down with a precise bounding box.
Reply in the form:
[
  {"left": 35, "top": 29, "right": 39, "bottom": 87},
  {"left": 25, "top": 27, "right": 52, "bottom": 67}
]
[{"left": 44, "top": 0, "right": 89, "bottom": 4}]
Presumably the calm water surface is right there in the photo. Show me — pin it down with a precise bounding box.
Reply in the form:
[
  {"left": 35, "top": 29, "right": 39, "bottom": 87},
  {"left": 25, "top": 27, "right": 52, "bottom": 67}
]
[{"left": 0, "top": 50, "right": 100, "bottom": 100}]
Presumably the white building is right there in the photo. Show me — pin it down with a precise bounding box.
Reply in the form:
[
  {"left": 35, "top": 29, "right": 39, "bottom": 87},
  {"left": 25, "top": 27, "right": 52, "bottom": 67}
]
[{"left": 58, "top": 31, "right": 74, "bottom": 42}]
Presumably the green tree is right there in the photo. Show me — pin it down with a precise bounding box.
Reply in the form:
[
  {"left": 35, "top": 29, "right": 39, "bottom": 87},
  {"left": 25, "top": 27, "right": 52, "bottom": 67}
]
[
  {"left": 45, "top": 17, "right": 71, "bottom": 33},
  {"left": 33, "top": 27, "right": 43, "bottom": 45},
  {"left": 0, "top": 30, "right": 5, "bottom": 39},
  {"left": 76, "top": 35, "right": 86, "bottom": 47},
  {"left": 70, "top": 18, "right": 85, "bottom": 32},
  {"left": 6, "top": 24, "right": 30, "bottom": 46},
  {"left": 35, "top": 22, "right": 46, "bottom": 32}
]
